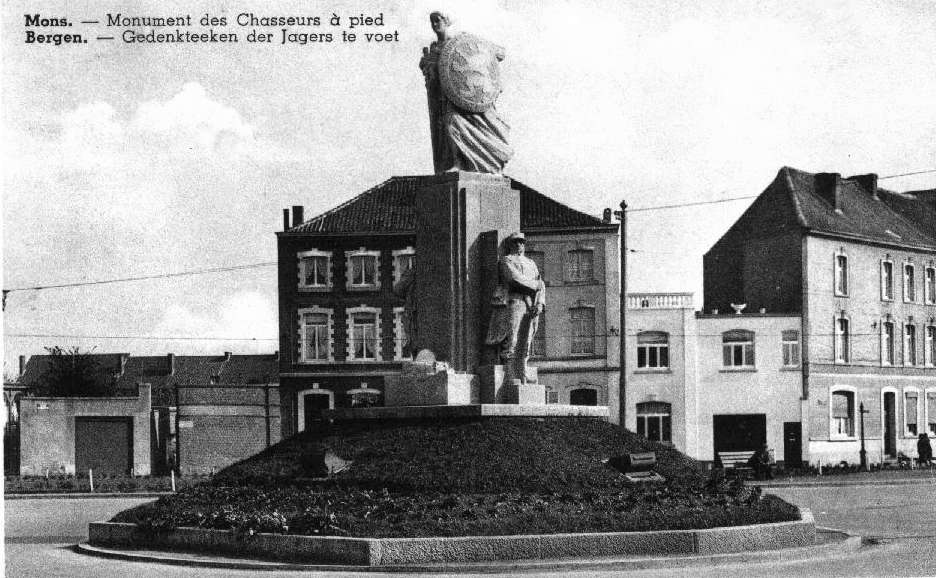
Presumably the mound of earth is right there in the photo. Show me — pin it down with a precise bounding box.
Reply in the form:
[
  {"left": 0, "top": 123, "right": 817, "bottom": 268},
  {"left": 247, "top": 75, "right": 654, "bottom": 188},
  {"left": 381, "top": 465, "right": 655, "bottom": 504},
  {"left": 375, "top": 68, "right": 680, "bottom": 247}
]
[{"left": 113, "top": 417, "right": 799, "bottom": 537}]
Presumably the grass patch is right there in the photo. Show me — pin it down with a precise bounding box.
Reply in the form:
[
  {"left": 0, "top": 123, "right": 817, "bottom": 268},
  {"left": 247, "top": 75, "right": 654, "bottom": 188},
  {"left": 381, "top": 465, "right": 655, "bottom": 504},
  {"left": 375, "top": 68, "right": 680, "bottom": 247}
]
[{"left": 112, "top": 417, "right": 800, "bottom": 537}]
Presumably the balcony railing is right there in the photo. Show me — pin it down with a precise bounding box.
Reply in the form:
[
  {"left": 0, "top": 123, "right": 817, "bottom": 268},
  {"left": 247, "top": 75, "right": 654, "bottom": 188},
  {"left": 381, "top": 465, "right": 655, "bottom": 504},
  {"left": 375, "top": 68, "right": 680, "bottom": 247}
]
[{"left": 627, "top": 293, "right": 694, "bottom": 310}]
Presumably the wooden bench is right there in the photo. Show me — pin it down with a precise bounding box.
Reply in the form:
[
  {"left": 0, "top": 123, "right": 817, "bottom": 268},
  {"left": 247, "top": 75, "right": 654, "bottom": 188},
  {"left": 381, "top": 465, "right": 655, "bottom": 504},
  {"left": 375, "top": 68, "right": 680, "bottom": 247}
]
[{"left": 717, "top": 451, "right": 755, "bottom": 477}]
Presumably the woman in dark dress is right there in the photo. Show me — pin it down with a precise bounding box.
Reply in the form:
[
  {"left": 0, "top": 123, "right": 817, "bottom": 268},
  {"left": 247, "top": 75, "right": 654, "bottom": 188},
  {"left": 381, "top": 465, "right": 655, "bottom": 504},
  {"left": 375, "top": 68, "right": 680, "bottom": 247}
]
[{"left": 918, "top": 433, "right": 933, "bottom": 466}]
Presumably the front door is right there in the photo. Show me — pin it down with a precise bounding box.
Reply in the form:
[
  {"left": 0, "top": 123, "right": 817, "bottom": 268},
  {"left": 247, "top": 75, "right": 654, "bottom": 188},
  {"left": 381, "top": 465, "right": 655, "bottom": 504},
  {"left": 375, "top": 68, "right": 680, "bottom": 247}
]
[
  {"left": 302, "top": 393, "right": 332, "bottom": 431},
  {"left": 883, "top": 392, "right": 897, "bottom": 458},
  {"left": 783, "top": 422, "right": 802, "bottom": 467}
]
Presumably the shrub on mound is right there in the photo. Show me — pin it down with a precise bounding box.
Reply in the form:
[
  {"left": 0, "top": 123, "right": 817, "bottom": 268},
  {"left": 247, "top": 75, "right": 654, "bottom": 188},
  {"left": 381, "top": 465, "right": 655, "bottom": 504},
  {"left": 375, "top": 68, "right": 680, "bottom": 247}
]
[{"left": 112, "top": 417, "right": 800, "bottom": 538}]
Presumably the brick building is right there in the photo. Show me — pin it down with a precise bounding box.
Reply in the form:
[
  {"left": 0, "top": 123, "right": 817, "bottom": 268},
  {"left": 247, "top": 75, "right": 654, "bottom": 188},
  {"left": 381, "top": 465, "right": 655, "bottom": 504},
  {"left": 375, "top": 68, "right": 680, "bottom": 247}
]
[
  {"left": 703, "top": 167, "right": 936, "bottom": 465},
  {"left": 277, "top": 175, "right": 621, "bottom": 437},
  {"left": 12, "top": 352, "right": 280, "bottom": 476}
]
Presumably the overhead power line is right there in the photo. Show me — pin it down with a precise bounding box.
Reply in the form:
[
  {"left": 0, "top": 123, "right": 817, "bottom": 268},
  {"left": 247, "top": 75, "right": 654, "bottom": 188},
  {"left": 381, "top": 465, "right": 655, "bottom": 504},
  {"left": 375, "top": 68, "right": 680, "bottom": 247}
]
[
  {"left": 7, "top": 333, "right": 278, "bottom": 342},
  {"left": 4, "top": 261, "right": 277, "bottom": 293}
]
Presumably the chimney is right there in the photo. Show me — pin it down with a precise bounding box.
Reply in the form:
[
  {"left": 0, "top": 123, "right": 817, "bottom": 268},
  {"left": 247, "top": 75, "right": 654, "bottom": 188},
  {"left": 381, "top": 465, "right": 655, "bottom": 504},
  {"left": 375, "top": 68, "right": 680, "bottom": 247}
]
[
  {"left": 602, "top": 208, "right": 612, "bottom": 222},
  {"left": 907, "top": 190, "right": 936, "bottom": 211},
  {"left": 19, "top": 355, "right": 25, "bottom": 378},
  {"left": 119, "top": 354, "right": 129, "bottom": 376},
  {"left": 283, "top": 208, "right": 290, "bottom": 231},
  {"left": 291, "top": 205, "right": 304, "bottom": 227},
  {"left": 274, "top": 350, "right": 280, "bottom": 361},
  {"left": 815, "top": 173, "right": 843, "bottom": 211},
  {"left": 224, "top": 351, "right": 232, "bottom": 361},
  {"left": 166, "top": 353, "right": 175, "bottom": 376},
  {"left": 848, "top": 173, "right": 879, "bottom": 200}
]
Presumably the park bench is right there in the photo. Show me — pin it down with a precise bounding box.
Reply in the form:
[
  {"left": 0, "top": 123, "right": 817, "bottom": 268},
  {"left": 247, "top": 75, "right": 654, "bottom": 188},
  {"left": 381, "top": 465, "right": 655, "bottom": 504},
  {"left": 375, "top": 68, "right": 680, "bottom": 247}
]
[
  {"left": 717, "top": 451, "right": 756, "bottom": 478},
  {"left": 605, "top": 451, "right": 666, "bottom": 483}
]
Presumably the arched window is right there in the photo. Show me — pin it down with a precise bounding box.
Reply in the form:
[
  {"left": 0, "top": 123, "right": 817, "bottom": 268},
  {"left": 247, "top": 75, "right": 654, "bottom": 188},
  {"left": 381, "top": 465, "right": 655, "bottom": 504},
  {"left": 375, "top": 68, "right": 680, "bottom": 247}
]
[
  {"left": 637, "top": 331, "right": 669, "bottom": 369},
  {"left": 722, "top": 330, "right": 755, "bottom": 368},
  {"left": 636, "top": 401, "right": 672, "bottom": 443},
  {"left": 830, "top": 388, "right": 856, "bottom": 438}
]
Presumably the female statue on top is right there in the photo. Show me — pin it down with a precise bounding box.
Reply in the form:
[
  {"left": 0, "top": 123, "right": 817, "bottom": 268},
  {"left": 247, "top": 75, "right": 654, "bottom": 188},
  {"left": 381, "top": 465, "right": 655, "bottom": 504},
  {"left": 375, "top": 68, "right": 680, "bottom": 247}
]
[{"left": 420, "top": 11, "right": 513, "bottom": 174}]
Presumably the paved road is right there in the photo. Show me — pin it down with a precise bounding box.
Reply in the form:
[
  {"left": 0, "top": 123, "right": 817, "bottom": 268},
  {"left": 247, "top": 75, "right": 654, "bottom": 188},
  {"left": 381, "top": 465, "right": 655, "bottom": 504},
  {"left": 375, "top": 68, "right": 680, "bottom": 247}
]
[{"left": 5, "top": 486, "right": 936, "bottom": 577}]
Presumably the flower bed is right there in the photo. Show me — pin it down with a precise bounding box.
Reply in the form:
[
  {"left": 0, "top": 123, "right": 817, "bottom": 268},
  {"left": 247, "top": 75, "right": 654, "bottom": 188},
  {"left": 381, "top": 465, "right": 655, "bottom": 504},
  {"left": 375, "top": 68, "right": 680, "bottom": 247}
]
[{"left": 111, "top": 417, "right": 800, "bottom": 538}]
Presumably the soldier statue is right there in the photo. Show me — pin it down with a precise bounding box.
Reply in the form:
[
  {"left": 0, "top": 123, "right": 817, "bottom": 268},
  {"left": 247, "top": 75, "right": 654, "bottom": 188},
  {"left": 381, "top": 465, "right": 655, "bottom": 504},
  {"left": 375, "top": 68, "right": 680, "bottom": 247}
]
[{"left": 485, "top": 232, "right": 545, "bottom": 384}]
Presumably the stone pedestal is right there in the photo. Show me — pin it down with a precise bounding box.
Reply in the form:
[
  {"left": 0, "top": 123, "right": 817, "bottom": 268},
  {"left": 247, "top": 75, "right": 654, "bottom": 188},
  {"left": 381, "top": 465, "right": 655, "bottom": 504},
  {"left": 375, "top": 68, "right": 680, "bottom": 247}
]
[
  {"left": 478, "top": 365, "right": 543, "bottom": 405},
  {"left": 384, "top": 360, "right": 479, "bottom": 407},
  {"left": 414, "top": 172, "right": 519, "bottom": 373}
]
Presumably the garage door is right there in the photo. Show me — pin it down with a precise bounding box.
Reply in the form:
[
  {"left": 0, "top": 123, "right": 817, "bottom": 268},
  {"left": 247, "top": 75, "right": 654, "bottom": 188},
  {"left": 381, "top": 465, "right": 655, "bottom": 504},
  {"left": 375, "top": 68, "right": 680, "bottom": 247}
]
[{"left": 75, "top": 417, "right": 133, "bottom": 476}]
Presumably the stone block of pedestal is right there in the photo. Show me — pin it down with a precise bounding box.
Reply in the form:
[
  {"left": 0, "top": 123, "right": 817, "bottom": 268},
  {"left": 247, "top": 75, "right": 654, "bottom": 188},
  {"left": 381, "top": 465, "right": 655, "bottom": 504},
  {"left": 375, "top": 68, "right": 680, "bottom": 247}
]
[
  {"left": 478, "top": 365, "right": 541, "bottom": 404},
  {"left": 384, "top": 360, "right": 479, "bottom": 407}
]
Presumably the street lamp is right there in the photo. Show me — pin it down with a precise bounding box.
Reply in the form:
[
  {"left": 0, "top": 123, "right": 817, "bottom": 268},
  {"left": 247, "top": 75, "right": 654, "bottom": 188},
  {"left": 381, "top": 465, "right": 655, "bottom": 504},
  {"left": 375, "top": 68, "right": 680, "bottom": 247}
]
[
  {"left": 614, "top": 200, "right": 627, "bottom": 427},
  {"left": 859, "top": 401, "right": 870, "bottom": 470}
]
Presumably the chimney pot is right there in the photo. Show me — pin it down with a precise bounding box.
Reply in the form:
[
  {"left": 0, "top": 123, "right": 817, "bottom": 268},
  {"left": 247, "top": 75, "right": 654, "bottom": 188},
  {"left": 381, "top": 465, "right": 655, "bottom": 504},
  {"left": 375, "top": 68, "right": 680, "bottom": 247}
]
[
  {"left": 224, "top": 351, "right": 232, "bottom": 361},
  {"left": 815, "top": 173, "right": 843, "bottom": 211},
  {"left": 167, "top": 353, "right": 175, "bottom": 376},
  {"left": 274, "top": 350, "right": 280, "bottom": 361},
  {"left": 19, "top": 355, "right": 25, "bottom": 378},
  {"left": 291, "top": 205, "right": 304, "bottom": 227},
  {"left": 283, "top": 208, "right": 290, "bottom": 231}
]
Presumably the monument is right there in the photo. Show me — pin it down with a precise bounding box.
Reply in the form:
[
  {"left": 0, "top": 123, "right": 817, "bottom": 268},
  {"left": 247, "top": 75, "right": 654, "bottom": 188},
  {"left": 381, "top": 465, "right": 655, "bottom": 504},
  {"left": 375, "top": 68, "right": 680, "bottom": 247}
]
[{"left": 362, "top": 11, "right": 599, "bottom": 415}]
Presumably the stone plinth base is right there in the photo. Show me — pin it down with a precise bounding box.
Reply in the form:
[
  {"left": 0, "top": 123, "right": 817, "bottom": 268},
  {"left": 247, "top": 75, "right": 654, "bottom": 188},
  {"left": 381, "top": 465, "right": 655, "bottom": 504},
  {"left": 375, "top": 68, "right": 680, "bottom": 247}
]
[
  {"left": 478, "top": 365, "right": 541, "bottom": 404},
  {"left": 384, "top": 361, "right": 479, "bottom": 407},
  {"left": 322, "top": 404, "right": 610, "bottom": 421}
]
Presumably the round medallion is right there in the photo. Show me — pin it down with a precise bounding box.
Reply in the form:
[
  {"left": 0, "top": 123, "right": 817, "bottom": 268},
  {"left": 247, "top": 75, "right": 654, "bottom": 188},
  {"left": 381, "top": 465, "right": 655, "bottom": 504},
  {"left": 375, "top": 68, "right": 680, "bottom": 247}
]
[{"left": 438, "top": 33, "right": 502, "bottom": 113}]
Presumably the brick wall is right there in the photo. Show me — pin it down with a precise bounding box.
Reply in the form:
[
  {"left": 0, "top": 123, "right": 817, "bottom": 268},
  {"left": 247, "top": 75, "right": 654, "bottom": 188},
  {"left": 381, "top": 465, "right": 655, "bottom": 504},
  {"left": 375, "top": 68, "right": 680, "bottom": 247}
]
[{"left": 175, "top": 384, "right": 280, "bottom": 476}]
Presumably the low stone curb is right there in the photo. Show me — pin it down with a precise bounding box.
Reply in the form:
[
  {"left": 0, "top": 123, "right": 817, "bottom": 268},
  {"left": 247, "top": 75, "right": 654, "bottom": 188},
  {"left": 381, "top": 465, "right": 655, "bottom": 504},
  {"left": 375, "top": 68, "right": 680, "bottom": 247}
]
[
  {"left": 5, "top": 492, "right": 172, "bottom": 500},
  {"left": 756, "top": 477, "right": 936, "bottom": 488},
  {"left": 76, "top": 526, "right": 859, "bottom": 573},
  {"left": 87, "top": 510, "right": 815, "bottom": 567}
]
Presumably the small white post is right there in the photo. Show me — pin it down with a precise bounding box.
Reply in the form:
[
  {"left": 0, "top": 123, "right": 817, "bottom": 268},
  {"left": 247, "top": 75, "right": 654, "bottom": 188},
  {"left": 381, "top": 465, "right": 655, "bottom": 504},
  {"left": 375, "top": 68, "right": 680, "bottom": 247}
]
[
  {"left": 818, "top": 458, "right": 822, "bottom": 476},
  {"left": 170, "top": 470, "right": 176, "bottom": 492},
  {"left": 89, "top": 469, "right": 94, "bottom": 493}
]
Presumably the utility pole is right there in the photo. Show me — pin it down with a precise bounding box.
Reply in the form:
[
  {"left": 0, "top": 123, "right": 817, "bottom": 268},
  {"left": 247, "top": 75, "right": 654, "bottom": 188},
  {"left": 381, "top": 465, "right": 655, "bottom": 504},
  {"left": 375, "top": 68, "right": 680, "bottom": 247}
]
[
  {"left": 859, "top": 401, "right": 870, "bottom": 470},
  {"left": 614, "top": 200, "right": 627, "bottom": 427}
]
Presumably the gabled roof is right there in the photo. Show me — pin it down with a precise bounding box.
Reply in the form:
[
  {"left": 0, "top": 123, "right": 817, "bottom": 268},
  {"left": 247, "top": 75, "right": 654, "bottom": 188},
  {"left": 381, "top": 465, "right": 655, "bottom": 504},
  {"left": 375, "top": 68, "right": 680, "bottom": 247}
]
[
  {"left": 14, "top": 353, "right": 279, "bottom": 406},
  {"left": 780, "top": 167, "right": 936, "bottom": 249},
  {"left": 285, "top": 176, "right": 616, "bottom": 234}
]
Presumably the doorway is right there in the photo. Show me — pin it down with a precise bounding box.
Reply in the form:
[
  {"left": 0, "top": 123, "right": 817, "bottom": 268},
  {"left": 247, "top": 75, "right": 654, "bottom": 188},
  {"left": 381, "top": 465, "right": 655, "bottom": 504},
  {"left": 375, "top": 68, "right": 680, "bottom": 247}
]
[
  {"left": 783, "top": 422, "right": 802, "bottom": 467},
  {"left": 299, "top": 391, "right": 333, "bottom": 432},
  {"left": 75, "top": 417, "right": 133, "bottom": 476},
  {"left": 713, "top": 414, "right": 767, "bottom": 455},
  {"left": 883, "top": 391, "right": 897, "bottom": 458}
]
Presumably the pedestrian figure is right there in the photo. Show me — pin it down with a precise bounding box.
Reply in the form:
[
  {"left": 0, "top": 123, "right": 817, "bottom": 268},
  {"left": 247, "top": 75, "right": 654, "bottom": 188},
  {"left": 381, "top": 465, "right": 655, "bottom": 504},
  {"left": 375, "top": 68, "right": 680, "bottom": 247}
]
[
  {"left": 748, "top": 444, "right": 774, "bottom": 480},
  {"left": 918, "top": 433, "right": 933, "bottom": 467}
]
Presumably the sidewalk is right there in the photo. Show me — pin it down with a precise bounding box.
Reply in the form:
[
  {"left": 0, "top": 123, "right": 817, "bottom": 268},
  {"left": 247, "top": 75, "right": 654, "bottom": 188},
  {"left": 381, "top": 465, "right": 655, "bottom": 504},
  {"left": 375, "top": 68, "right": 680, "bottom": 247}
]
[{"left": 755, "top": 467, "right": 936, "bottom": 488}]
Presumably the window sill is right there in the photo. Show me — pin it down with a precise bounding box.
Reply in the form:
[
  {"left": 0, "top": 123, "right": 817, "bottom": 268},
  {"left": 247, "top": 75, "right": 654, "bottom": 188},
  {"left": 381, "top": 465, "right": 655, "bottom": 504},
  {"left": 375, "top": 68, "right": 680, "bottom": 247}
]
[
  {"left": 347, "top": 285, "right": 380, "bottom": 292},
  {"left": 298, "top": 286, "right": 330, "bottom": 292},
  {"left": 298, "top": 359, "right": 333, "bottom": 364},
  {"left": 634, "top": 368, "right": 672, "bottom": 374},
  {"left": 779, "top": 366, "right": 801, "bottom": 371},
  {"left": 720, "top": 367, "right": 757, "bottom": 373},
  {"left": 834, "top": 293, "right": 849, "bottom": 298},
  {"left": 828, "top": 436, "right": 858, "bottom": 442}
]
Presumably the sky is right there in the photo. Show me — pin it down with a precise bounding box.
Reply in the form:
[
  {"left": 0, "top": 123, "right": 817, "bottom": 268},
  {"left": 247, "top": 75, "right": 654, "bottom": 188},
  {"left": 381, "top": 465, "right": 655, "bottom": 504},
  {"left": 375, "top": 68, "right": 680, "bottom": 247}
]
[{"left": 3, "top": 0, "right": 936, "bottom": 375}]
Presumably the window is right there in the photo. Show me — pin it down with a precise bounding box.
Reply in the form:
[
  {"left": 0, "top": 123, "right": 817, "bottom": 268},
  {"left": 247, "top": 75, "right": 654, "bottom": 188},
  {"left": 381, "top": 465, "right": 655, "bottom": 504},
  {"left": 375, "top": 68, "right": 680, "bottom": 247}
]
[
  {"left": 882, "top": 321, "right": 895, "bottom": 366},
  {"left": 926, "top": 267, "right": 936, "bottom": 304},
  {"left": 392, "top": 307, "right": 409, "bottom": 360},
  {"left": 298, "top": 250, "right": 331, "bottom": 289},
  {"left": 392, "top": 248, "right": 415, "bottom": 285},
  {"left": 636, "top": 402, "right": 672, "bottom": 443},
  {"left": 345, "top": 249, "right": 380, "bottom": 290},
  {"left": 532, "top": 312, "right": 547, "bottom": 358},
  {"left": 834, "top": 254, "right": 848, "bottom": 296},
  {"left": 928, "top": 392, "right": 936, "bottom": 435},
  {"left": 567, "top": 249, "right": 594, "bottom": 282},
  {"left": 905, "top": 324, "right": 917, "bottom": 366},
  {"left": 905, "top": 390, "right": 920, "bottom": 436},
  {"left": 545, "top": 390, "right": 559, "bottom": 404},
  {"left": 722, "top": 329, "right": 755, "bottom": 368},
  {"left": 570, "top": 307, "right": 595, "bottom": 355},
  {"left": 637, "top": 331, "right": 669, "bottom": 369},
  {"left": 781, "top": 330, "right": 800, "bottom": 367},
  {"left": 835, "top": 317, "right": 850, "bottom": 363},
  {"left": 347, "top": 308, "right": 381, "bottom": 361},
  {"left": 831, "top": 389, "right": 855, "bottom": 438},
  {"left": 924, "top": 325, "right": 936, "bottom": 366},
  {"left": 881, "top": 260, "right": 894, "bottom": 301},
  {"left": 298, "top": 308, "right": 332, "bottom": 362},
  {"left": 905, "top": 263, "right": 916, "bottom": 302}
]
